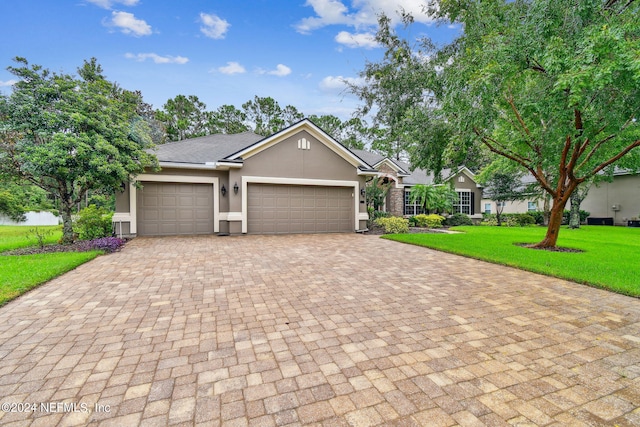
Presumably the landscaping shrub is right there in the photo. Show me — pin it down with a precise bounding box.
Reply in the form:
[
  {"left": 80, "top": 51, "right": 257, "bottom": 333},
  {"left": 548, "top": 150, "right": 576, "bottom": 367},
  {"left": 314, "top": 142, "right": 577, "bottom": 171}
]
[
  {"left": 76, "top": 237, "right": 125, "bottom": 253},
  {"left": 528, "top": 211, "right": 545, "bottom": 225},
  {"left": 414, "top": 214, "right": 445, "bottom": 228},
  {"left": 374, "top": 217, "right": 409, "bottom": 234},
  {"left": 444, "top": 213, "right": 473, "bottom": 227},
  {"left": 482, "top": 213, "right": 536, "bottom": 227},
  {"left": 562, "top": 209, "right": 590, "bottom": 225},
  {"left": 74, "top": 205, "right": 113, "bottom": 240}
]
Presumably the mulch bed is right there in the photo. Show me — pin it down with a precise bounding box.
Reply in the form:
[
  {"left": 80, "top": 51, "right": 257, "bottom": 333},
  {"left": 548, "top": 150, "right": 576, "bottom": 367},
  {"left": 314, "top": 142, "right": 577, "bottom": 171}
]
[
  {"left": 1, "top": 243, "right": 93, "bottom": 256},
  {"left": 365, "top": 226, "right": 449, "bottom": 235},
  {"left": 514, "top": 242, "right": 584, "bottom": 253}
]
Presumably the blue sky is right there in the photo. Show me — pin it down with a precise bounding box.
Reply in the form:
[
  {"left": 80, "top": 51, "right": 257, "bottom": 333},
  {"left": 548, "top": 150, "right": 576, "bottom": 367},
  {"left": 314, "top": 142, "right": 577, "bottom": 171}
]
[{"left": 0, "top": 0, "right": 460, "bottom": 120}]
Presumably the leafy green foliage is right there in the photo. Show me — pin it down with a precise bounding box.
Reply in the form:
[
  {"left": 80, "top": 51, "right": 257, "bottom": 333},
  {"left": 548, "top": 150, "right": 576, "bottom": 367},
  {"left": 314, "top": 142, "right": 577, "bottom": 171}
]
[
  {"left": 409, "top": 184, "right": 457, "bottom": 214},
  {"left": 384, "top": 226, "right": 640, "bottom": 297},
  {"left": 482, "top": 213, "right": 536, "bottom": 227},
  {"left": 413, "top": 214, "right": 445, "bottom": 228},
  {"left": 365, "top": 177, "right": 390, "bottom": 211},
  {"left": 242, "top": 96, "right": 303, "bottom": 136},
  {"left": 374, "top": 216, "right": 409, "bottom": 234},
  {"left": 74, "top": 205, "right": 113, "bottom": 240},
  {"left": 444, "top": 213, "right": 473, "bottom": 227},
  {"left": 25, "top": 227, "right": 55, "bottom": 249},
  {"left": 0, "top": 57, "right": 157, "bottom": 243},
  {"left": 0, "top": 190, "right": 25, "bottom": 222},
  {"left": 434, "top": 0, "right": 640, "bottom": 246},
  {"left": 155, "top": 94, "right": 214, "bottom": 141}
]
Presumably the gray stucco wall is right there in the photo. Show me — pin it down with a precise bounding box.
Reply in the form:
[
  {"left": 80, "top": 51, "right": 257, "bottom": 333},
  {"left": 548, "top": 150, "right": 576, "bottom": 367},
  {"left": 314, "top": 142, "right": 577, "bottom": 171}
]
[{"left": 582, "top": 174, "right": 640, "bottom": 225}]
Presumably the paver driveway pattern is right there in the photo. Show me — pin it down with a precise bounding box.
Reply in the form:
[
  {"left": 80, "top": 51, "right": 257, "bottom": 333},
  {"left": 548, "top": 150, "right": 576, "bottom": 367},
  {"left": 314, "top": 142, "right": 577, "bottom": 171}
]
[{"left": 0, "top": 234, "right": 639, "bottom": 427}]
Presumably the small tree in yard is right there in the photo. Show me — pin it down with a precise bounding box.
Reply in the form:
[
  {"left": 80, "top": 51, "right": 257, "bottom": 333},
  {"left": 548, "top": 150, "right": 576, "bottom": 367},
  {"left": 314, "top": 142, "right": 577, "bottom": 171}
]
[
  {"left": 482, "top": 172, "right": 525, "bottom": 226},
  {"left": 0, "top": 57, "right": 157, "bottom": 244},
  {"left": 410, "top": 184, "right": 457, "bottom": 215}
]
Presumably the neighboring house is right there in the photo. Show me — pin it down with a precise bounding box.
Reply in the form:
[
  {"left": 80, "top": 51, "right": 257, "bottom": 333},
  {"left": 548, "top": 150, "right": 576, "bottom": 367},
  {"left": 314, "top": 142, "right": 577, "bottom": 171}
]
[
  {"left": 113, "top": 119, "right": 376, "bottom": 236},
  {"left": 350, "top": 149, "right": 483, "bottom": 220},
  {"left": 480, "top": 174, "right": 542, "bottom": 215},
  {"left": 480, "top": 171, "right": 640, "bottom": 225},
  {"left": 582, "top": 171, "right": 640, "bottom": 225}
]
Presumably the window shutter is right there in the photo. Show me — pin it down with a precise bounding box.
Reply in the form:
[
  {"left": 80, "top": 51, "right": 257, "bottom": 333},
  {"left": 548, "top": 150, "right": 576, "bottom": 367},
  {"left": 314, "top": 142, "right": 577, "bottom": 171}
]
[{"left": 471, "top": 192, "right": 475, "bottom": 215}]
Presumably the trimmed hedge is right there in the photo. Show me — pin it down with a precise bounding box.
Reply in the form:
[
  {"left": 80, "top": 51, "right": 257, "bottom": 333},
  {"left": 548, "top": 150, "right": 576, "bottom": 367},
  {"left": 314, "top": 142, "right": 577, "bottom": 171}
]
[
  {"left": 374, "top": 217, "right": 409, "bottom": 234},
  {"left": 413, "top": 214, "right": 445, "bottom": 228}
]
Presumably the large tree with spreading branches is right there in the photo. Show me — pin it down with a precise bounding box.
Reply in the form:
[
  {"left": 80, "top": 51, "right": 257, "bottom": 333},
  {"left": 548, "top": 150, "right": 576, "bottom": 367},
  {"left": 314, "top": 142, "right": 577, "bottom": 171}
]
[{"left": 0, "top": 58, "right": 157, "bottom": 243}]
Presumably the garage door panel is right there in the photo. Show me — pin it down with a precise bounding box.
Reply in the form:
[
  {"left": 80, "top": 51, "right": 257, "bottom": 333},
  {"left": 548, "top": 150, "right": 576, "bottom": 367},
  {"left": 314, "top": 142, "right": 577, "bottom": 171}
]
[
  {"left": 138, "top": 182, "right": 214, "bottom": 236},
  {"left": 248, "top": 183, "right": 353, "bottom": 234}
]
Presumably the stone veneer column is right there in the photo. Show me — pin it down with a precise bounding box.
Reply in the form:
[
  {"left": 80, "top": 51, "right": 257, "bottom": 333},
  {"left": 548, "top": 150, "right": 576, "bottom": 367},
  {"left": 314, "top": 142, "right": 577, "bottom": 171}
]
[{"left": 388, "top": 187, "right": 405, "bottom": 217}]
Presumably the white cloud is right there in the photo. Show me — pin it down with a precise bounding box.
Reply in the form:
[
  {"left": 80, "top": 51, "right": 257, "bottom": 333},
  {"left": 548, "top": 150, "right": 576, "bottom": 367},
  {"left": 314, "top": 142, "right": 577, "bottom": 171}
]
[
  {"left": 268, "top": 64, "right": 292, "bottom": 77},
  {"left": 105, "top": 11, "right": 152, "bottom": 36},
  {"left": 319, "top": 75, "right": 365, "bottom": 92},
  {"left": 296, "top": 0, "right": 434, "bottom": 33},
  {"left": 125, "top": 53, "right": 189, "bottom": 64},
  {"left": 86, "top": 0, "right": 139, "bottom": 9},
  {"left": 218, "top": 62, "right": 246, "bottom": 75},
  {"left": 0, "top": 79, "right": 17, "bottom": 87},
  {"left": 335, "top": 31, "right": 379, "bottom": 49},
  {"left": 199, "top": 13, "right": 230, "bottom": 39}
]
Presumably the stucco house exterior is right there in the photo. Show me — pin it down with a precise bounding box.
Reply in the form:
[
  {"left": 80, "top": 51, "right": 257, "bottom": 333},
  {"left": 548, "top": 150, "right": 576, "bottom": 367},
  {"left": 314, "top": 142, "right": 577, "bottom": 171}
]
[
  {"left": 113, "top": 119, "right": 376, "bottom": 236},
  {"left": 350, "top": 149, "right": 483, "bottom": 220},
  {"left": 581, "top": 171, "right": 640, "bottom": 225},
  {"left": 480, "top": 171, "right": 640, "bottom": 225}
]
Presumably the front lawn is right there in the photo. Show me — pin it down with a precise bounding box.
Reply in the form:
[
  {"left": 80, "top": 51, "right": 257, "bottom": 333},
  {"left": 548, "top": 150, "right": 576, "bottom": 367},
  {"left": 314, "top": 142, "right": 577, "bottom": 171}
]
[
  {"left": 0, "top": 225, "right": 63, "bottom": 252},
  {"left": 0, "top": 252, "right": 100, "bottom": 305},
  {"left": 383, "top": 225, "right": 640, "bottom": 297},
  {"left": 0, "top": 225, "right": 100, "bottom": 306}
]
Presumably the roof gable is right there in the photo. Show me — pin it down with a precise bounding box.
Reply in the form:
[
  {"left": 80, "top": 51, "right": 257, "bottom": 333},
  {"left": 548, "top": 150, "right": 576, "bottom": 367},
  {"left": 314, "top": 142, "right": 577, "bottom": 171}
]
[{"left": 225, "top": 119, "right": 371, "bottom": 169}]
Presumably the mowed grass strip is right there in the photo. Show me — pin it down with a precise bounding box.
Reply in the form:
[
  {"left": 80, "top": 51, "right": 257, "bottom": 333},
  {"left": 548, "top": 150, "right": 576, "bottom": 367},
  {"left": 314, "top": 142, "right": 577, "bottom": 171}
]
[
  {"left": 0, "top": 251, "right": 100, "bottom": 306},
  {"left": 383, "top": 225, "right": 640, "bottom": 297},
  {"left": 0, "top": 225, "right": 62, "bottom": 252}
]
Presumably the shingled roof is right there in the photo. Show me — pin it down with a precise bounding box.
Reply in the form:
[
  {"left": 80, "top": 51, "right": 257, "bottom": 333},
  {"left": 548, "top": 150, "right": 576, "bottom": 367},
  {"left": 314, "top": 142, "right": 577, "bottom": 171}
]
[{"left": 150, "top": 132, "right": 264, "bottom": 165}]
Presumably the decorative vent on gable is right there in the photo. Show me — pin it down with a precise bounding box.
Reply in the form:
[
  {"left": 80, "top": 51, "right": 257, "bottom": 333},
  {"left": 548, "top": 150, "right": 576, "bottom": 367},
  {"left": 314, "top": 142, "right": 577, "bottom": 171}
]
[
  {"left": 297, "top": 138, "right": 310, "bottom": 150},
  {"left": 458, "top": 176, "right": 465, "bottom": 183}
]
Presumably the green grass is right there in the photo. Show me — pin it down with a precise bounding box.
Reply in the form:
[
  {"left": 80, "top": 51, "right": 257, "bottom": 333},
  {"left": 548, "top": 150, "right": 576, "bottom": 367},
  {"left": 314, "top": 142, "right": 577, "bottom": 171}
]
[
  {"left": 383, "top": 225, "right": 640, "bottom": 297},
  {"left": 0, "top": 252, "right": 100, "bottom": 306},
  {"left": 0, "top": 225, "right": 100, "bottom": 306},
  {"left": 0, "top": 225, "right": 63, "bottom": 252}
]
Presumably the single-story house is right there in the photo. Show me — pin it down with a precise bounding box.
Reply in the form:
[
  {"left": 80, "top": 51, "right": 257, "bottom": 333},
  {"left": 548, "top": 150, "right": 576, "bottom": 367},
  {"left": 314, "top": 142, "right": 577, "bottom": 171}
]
[
  {"left": 113, "top": 119, "right": 377, "bottom": 236},
  {"left": 350, "top": 149, "right": 484, "bottom": 220}
]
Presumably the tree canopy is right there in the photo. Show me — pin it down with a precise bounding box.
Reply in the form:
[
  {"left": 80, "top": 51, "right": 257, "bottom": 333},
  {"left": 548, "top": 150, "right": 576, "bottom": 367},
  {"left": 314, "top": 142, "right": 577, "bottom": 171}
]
[
  {"left": 351, "top": 0, "right": 640, "bottom": 247},
  {"left": 0, "top": 57, "right": 157, "bottom": 243}
]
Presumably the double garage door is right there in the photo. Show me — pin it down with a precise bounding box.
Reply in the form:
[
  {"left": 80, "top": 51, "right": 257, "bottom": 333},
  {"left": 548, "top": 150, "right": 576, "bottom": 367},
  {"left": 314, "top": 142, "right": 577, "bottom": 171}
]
[
  {"left": 247, "top": 184, "right": 354, "bottom": 234},
  {"left": 137, "top": 182, "right": 354, "bottom": 236}
]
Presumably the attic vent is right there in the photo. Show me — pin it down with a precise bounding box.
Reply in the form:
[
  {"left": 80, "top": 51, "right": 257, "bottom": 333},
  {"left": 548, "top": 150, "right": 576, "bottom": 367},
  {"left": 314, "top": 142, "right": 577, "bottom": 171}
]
[
  {"left": 458, "top": 176, "right": 465, "bottom": 183},
  {"left": 298, "top": 138, "right": 310, "bottom": 150}
]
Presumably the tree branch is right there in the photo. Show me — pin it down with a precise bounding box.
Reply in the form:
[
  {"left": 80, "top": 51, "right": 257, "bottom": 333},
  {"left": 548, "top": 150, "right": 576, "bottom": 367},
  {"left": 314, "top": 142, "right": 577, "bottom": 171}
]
[{"left": 588, "top": 140, "right": 640, "bottom": 178}]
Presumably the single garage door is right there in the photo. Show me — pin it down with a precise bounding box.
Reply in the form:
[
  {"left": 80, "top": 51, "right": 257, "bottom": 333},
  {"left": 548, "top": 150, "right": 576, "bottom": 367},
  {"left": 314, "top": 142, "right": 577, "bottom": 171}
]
[
  {"left": 137, "top": 182, "right": 214, "bottom": 236},
  {"left": 247, "top": 184, "right": 354, "bottom": 234}
]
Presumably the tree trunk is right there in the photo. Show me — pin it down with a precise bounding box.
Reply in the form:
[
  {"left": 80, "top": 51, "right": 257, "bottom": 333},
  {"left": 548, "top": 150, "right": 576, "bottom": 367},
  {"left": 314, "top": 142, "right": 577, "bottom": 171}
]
[
  {"left": 543, "top": 194, "right": 551, "bottom": 226},
  {"left": 568, "top": 194, "right": 582, "bottom": 229},
  {"left": 532, "top": 198, "right": 568, "bottom": 248},
  {"left": 568, "top": 184, "right": 590, "bottom": 229},
  {"left": 60, "top": 201, "right": 75, "bottom": 245},
  {"left": 496, "top": 204, "right": 503, "bottom": 226}
]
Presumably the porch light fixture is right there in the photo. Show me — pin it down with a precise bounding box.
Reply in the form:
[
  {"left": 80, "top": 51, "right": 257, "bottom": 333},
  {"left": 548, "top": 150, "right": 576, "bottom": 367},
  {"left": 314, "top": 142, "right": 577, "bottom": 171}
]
[
  {"left": 360, "top": 188, "right": 366, "bottom": 197},
  {"left": 221, "top": 184, "right": 227, "bottom": 197},
  {"left": 233, "top": 182, "right": 239, "bottom": 195}
]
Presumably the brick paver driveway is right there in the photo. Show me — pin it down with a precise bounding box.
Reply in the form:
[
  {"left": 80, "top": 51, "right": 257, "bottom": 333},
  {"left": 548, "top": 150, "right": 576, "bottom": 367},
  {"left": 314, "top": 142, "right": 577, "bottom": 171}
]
[{"left": 1, "top": 234, "right": 639, "bottom": 426}]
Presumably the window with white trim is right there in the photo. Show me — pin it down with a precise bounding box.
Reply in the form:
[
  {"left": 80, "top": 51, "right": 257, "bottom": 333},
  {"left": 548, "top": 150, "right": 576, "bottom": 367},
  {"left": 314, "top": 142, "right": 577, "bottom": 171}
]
[
  {"left": 484, "top": 203, "right": 492, "bottom": 214},
  {"left": 453, "top": 190, "right": 472, "bottom": 214},
  {"left": 527, "top": 201, "right": 537, "bottom": 212},
  {"left": 404, "top": 189, "right": 425, "bottom": 216}
]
